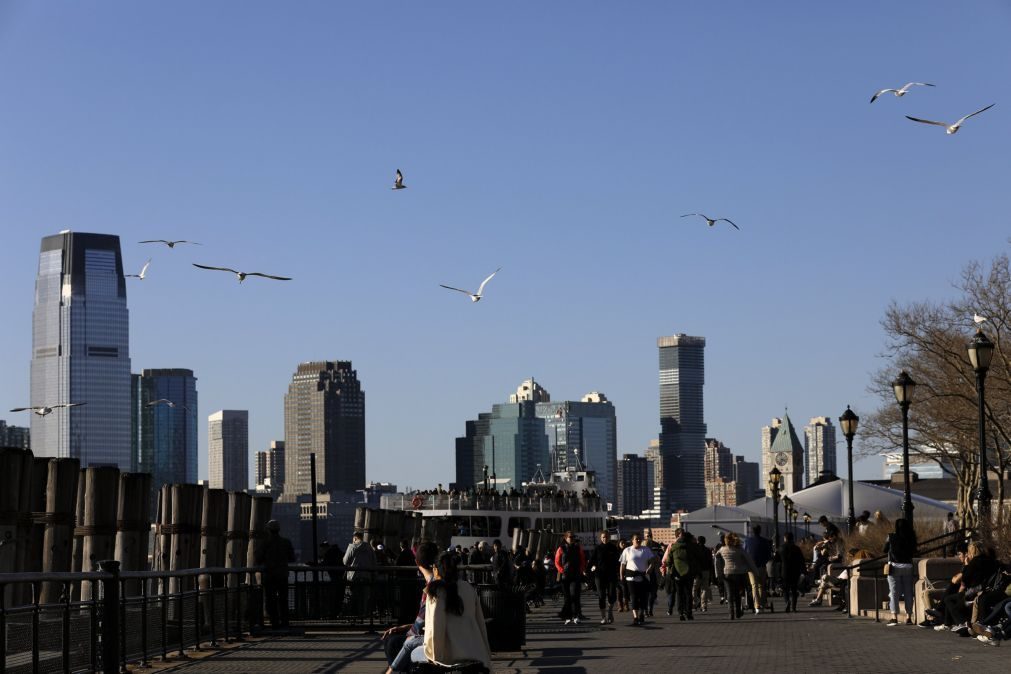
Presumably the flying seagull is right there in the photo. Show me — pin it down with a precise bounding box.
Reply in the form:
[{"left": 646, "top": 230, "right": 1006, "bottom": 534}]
[
  {"left": 973, "top": 314, "right": 988, "bottom": 325},
  {"left": 681, "top": 213, "right": 740, "bottom": 230},
  {"left": 906, "top": 104, "right": 995, "bottom": 135},
  {"left": 147, "top": 399, "right": 191, "bottom": 412},
  {"left": 125, "top": 259, "right": 152, "bottom": 280},
  {"left": 192, "top": 264, "right": 292, "bottom": 282},
  {"left": 440, "top": 268, "right": 502, "bottom": 302},
  {"left": 9, "top": 403, "right": 86, "bottom": 417},
  {"left": 139, "top": 240, "right": 201, "bottom": 248},
  {"left": 869, "top": 82, "right": 934, "bottom": 104},
  {"left": 392, "top": 169, "right": 406, "bottom": 190}
]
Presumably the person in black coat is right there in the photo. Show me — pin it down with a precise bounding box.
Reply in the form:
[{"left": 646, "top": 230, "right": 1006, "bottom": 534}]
[
  {"left": 589, "top": 530, "right": 621, "bottom": 624},
  {"left": 779, "top": 532, "right": 806, "bottom": 612}
]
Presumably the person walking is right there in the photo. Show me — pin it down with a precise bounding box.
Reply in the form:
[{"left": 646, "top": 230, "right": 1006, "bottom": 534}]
[
  {"left": 343, "top": 531, "right": 378, "bottom": 619},
  {"left": 619, "top": 533, "right": 656, "bottom": 626},
  {"left": 883, "top": 518, "right": 917, "bottom": 626},
  {"left": 589, "top": 530, "right": 621, "bottom": 624},
  {"left": 554, "top": 531, "right": 587, "bottom": 625},
  {"left": 616, "top": 538, "right": 630, "bottom": 613},
  {"left": 664, "top": 529, "right": 698, "bottom": 620},
  {"left": 743, "top": 525, "right": 773, "bottom": 613},
  {"left": 717, "top": 532, "right": 759, "bottom": 620},
  {"left": 257, "top": 519, "right": 295, "bottom": 629},
  {"left": 489, "top": 539, "right": 513, "bottom": 591},
  {"left": 713, "top": 533, "right": 727, "bottom": 605},
  {"left": 779, "top": 532, "right": 805, "bottom": 613},
  {"left": 692, "top": 535, "right": 714, "bottom": 613}
]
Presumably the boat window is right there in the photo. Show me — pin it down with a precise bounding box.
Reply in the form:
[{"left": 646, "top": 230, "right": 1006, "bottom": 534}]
[
  {"left": 488, "top": 516, "right": 502, "bottom": 537},
  {"left": 507, "top": 517, "right": 531, "bottom": 536},
  {"left": 450, "top": 516, "right": 470, "bottom": 536},
  {"left": 471, "top": 516, "right": 488, "bottom": 537}
]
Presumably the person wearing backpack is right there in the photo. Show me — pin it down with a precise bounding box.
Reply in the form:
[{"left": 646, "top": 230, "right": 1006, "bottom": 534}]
[{"left": 664, "top": 528, "right": 698, "bottom": 621}]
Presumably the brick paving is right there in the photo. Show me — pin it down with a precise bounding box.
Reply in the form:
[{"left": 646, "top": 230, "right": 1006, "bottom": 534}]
[{"left": 165, "top": 599, "right": 1008, "bottom": 674}]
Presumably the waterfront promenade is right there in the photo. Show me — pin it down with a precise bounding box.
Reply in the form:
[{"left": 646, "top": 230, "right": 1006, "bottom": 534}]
[{"left": 163, "top": 601, "right": 1008, "bottom": 674}]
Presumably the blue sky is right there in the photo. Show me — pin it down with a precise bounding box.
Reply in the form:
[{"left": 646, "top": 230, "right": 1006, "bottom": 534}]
[{"left": 1, "top": 2, "right": 1009, "bottom": 489}]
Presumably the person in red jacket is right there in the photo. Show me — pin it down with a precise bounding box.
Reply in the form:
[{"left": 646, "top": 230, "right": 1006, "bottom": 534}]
[{"left": 555, "top": 531, "right": 587, "bottom": 625}]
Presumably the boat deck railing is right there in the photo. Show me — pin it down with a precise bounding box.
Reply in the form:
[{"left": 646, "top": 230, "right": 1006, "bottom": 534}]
[{"left": 381, "top": 493, "right": 605, "bottom": 513}]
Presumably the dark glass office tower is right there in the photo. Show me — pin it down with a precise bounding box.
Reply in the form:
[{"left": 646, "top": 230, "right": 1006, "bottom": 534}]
[
  {"left": 283, "top": 361, "right": 365, "bottom": 497},
  {"left": 658, "top": 334, "right": 707, "bottom": 514},
  {"left": 140, "top": 369, "right": 198, "bottom": 488},
  {"left": 31, "top": 232, "right": 132, "bottom": 468}
]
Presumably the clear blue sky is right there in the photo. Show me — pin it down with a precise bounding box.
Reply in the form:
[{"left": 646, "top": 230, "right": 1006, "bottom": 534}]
[{"left": 1, "top": 2, "right": 1009, "bottom": 489}]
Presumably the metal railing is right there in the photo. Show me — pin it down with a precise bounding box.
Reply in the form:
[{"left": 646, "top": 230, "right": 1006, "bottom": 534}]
[{"left": 382, "top": 493, "right": 604, "bottom": 513}]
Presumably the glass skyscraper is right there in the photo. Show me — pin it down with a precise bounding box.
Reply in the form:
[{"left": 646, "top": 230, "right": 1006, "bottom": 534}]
[
  {"left": 30, "top": 232, "right": 132, "bottom": 468},
  {"left": 140, "top": 369, "right": 198, "bottom": 488},
  {"left": 658, "top": 334, "right": 707, "bottom": 514}
]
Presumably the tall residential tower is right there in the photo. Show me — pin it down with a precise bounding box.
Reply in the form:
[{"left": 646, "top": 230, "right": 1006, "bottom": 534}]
[
  {"left": 658, "top": 334, "right": 707, "bottom": 513},
  {"left": 30, "top": 232, "right": 132, "bottom": 468},
  {"left": 208, "top": 410, "right": 248, "bottom": 491}
]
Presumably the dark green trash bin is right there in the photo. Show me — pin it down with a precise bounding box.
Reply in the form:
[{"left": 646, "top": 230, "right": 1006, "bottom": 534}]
[{"left": 478, "top": 586, "right": 525, "bottom": 651}]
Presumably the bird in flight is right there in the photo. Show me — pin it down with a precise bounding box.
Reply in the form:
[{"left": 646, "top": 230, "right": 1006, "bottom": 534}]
[
  {"left": 973, "top": 314, "right": 988, "bottom": 325},
  {"left": 392, "top": 169, "right": 407, "bottom": 190},
  {"left": 192, "top": 264, "right": 292, "bottom": 283},
  {"left": 10, "top": 403, "right": 86, "bottom": 417},
  {"left": 126, "top": 259, "right": 152, "bottom": 280},
  {"left": 147, "top": 399, "right": 191, "bottom": 412},
  {"left": 869, "top": 82, "right": 934, "bottom": 104},
  {"left": 440, "top": 268, "right": 502, "bottom": 302},
  {"left": 139, "top": 240, "right": 201, "bottom": 248},
  {"left": 681, "top": 213, "right": 740, "bottom": 230},
  {"left": 906, "top": 104, "right": 995, "bottom": 135}
]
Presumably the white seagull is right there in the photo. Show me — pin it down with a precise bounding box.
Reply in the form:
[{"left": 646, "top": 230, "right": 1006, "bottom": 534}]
[
  {"left": 440, "top": 268, "right": 502, "bottom": 302},
  {"left": 906, "top": 104, "right": 995, "bottom": 135},
  {"left": 869, "top": 82, "right": 934, "bottom": 104},
  {"left": 147, "top": 399, "right": 191, "bottom": 412},
  {"left": 10, "top": 403, "right": 86, "bottom": 417},
  {"left": 139, "top": 240, "right": 201, "bottom": 248},
  {"left": 192, "top": 264, "right": 292, "bottom": 283},
  {"left": 392, "top": 169, "right": 407, "bottom": 190},
  {"left": 126, "top": 259, "right": 152, "bottom": 280},
  {"left": 973, "top": 314, "right": 988, "bottom": 325},
  {"left": 681, "top": 213, "right": 740, "bottom": 230}
]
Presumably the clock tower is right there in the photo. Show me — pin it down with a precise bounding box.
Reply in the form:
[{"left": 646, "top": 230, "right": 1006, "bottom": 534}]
[{"left": 764, "top": 411, "right": 805, "bottom": 495}]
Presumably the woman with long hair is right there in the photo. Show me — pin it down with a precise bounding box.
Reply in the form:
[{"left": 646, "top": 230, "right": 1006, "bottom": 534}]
[
  {"left": 410, "top": 551, "right": 492, "bottom": 670},
  {"left": 383, "top": 542, "right": 439, "bottom": 673},
  {"left": 717, "top": 532, "right": 758, "bottom": 620},
  {"left": 883, "top": 517, "right": 917, "bottom": 625}
]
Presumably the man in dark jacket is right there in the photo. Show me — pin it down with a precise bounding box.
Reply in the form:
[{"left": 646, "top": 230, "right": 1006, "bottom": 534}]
[
  {"left": 554, "top": 531, "right": 587, "bottom": 624},
  {"left": 743, "top": 525, "right": 773, "bottom": 612},
  {"left": 779, "top": 532, "right": 806, "bottom": 612},
  {"left": 589, "top": 530, "right": 621, "bottom": 624},
  {"left": 692, "top": 535, "right": 714, "bottom": 613},
  {"left": 666, "top": 529, "right": 699, "bottom": 620},
  {"left": 257, "top": 520, "right": 295, "bottom": 628},
  {"left": 490, "top": 539, "right": 514, "bottom": 590}
]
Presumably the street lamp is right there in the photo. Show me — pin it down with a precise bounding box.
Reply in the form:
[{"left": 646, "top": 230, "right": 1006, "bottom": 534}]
[
  {"left": 839, "top": 405, "right": 860, "bottom": 534},
  {"left": 803, "top": 512, "right": 811, "bottom": 538},
  {"left": 967, "top": 328, "right": 995, "bottom": 530},
  {"left": 768, "top": 467, "right": 782, "bottom": 552},
  {"left": 782, "top": 495, "right": 794, "bottom": 540},
  {"left": 892, "top": 370, "right": 917, "bottom": 524}
]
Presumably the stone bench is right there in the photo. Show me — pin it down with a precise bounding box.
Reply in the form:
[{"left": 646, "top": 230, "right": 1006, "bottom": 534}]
[
  {"left": 848, "top": 559, "right": 889, "bottom": 618},
  {"left": 914, "top": 557, "right": 961, "bottom": 624}
]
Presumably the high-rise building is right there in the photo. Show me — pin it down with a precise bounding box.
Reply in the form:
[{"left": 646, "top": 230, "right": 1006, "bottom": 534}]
[
  {"left": 658, "top": 334, "right": 707, "bottom": 513},
  {"left": 208, "top": 410, "right": 248, "bottom": 491},
  {"left": 760, "top": 418, "right": 782, "bottom": 483},
  {"left": 0, "top": 420, "right": 30, "bottom": 449},
  {"left": 283, "top": 361, "right": 365, "bottom": 497},
  {"left": 455, "top": 380, "right": 550, "bottom": 490},
  {"left": 704, "top": 438, "right": 734, "bottom": 482},
  {"left": 30, "top": 232, "right": 132, "bottom": 468},
  {"left": 733, "top": 456, "right": 761, "bottom": 502},
  {"left": 617, "top": 453, "right": 651, "bottom": 516},
  {"left": 255, "top": 441, "right": 286, "bottom": 492},
  {"left": 804, "top": 417, "right": 837, "bottom": 486},
  {"left": 764, "top": 411, "right": 804, "bottom": 495},
  {"left": 535, "top": 388, "right": 617, "bottom": 506},
  {"left": 139, "top": 369, "right": 198, "bottom": 490},
  {"left": 644, "top": 439, "right": 662, "bottom": 489}
]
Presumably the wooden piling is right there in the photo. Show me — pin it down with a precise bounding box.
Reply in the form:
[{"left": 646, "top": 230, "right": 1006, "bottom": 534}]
[
  {"left": 0, "top": 448, "right": 32, "bottom": 606},
  {"left": 199, "top": 488, "right": 229, "bottom": 627},
  {"left": 70, "top": 469, "right": 87, "bottom": 601},
  {"left": 225, "top": 491, "right": 251, "bottom": 588},
  {"left": 116, "top": 472, "right": 152, "bottom": 596},
  {"left": 168, "top": 483, "right": 204, "bottom": 595},
  {"left": 246, "top": 496, "right": 273, "bottom": 582},
  {"left": 40, "top": 458, "right": 81, "bottom": 604},
  {"left": 13, "top": 457, "right": 47, "bottom": 606},
  {"left": 80, "top": 466, "right": 120, "bottom": 601}
]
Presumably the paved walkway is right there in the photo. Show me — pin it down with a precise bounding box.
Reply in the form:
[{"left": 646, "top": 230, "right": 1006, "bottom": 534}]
[{"left": 163, "top": 601, "right": 1008, "bottom": 674}]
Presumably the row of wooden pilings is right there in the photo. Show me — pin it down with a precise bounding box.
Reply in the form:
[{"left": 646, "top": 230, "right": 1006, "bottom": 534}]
[
  {"left": 355, "top": 508, "right": 424, "bottom": 550},
  {"left": 0, "top": 447, "right": 273, "bottom": 607},
  {"left": 512, "top": 528, "right": 564, "bottom": 559}
]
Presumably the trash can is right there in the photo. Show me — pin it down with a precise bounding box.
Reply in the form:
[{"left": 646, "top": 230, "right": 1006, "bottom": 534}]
[{"left": 478, "top": 586, "right": 525, "bottom": 651}]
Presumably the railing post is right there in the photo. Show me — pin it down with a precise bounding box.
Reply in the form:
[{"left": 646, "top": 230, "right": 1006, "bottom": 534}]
[
  {"left": 99, "top": 560, "right": 121, "bottom": 674},
  {"left": 32, "top": 581, "right": 41, "bottom": 674},
  {"left": 62, "top": 581, "right": 71, "bottom": 674},
  {"left": 0, "top": 583, "right": 6, "bottom": 673},
  {"left": 140, "top": 577, "right": 150, "bottom": 668}
]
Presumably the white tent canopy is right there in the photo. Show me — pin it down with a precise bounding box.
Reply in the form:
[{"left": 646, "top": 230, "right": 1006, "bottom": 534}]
[
  {"left": 676, "top": 504, "right": 772, "bottom": 539},
  {"left": 741, "top": 479, "right": 954, "bottom": 523}
]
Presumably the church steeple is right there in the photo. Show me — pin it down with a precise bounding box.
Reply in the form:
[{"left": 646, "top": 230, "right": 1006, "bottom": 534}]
[{"left": 768, "top": 409, "right": 805, "bottom": 494}]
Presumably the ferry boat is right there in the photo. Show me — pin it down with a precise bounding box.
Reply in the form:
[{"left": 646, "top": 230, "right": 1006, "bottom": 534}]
[{"left": 377, "top": 465, "right": 608, "bottom": 550}]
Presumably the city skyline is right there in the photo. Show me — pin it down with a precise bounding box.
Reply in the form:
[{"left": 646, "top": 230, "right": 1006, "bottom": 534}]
[{"left": 2, "top": 3, "right": 1008, "bottom": 490}]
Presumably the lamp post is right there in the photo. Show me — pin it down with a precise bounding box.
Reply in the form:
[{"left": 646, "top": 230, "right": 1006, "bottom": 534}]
[
  {"left": 839, "top": 405, "right": 860, "bottom": 534},
  {"left": 782, "top": 495, "right": 793, "bottom": 540},
  {"left": 892, "top": 370, "right": 917, "bottom": 524},
  {"left": 967, "top": 328, "right": 995, "bottom": 531},
  {"left": 803, "top": 512, "right": 811, "bottom": 539},
  {"left": 769, "top": 467, "right": 782, "bottom": 552}
]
